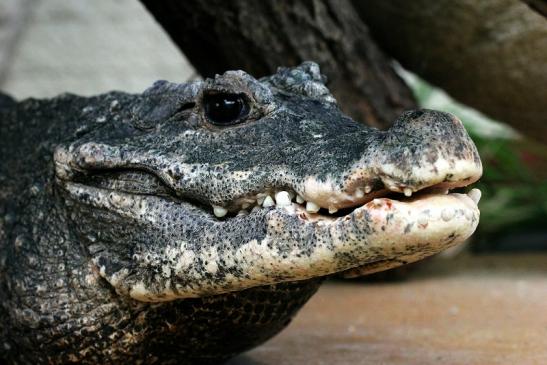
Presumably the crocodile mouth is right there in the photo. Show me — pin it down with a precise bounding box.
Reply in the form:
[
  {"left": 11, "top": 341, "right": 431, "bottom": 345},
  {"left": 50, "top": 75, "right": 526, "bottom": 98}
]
[
  {"left": 62, "top": 167, "right": 480, "bottom": 238},
  {"left": 58, "top": 166, "right": 481, "bottom": 298}
]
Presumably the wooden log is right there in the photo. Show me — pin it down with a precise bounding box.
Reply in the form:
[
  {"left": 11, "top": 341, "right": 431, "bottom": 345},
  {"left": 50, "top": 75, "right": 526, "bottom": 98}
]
[{"left": 140, "top": 0, "right": 417, "bottom": 128}]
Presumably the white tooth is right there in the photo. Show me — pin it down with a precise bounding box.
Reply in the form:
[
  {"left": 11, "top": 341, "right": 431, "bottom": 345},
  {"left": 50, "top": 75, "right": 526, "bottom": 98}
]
[
  {"left": 213, "top": 205, "right": 228, "bottom": 218},
  {"left": 306, "top": 201, "right": 320, "bottom": 213},
  {"left": 237, "top": 210, "right": 248, "bottom": 216},
  {"left": 364, "top": 185, "right": 372, "bottom": 194},
  {"left": 251, "top": 206, "right": 261, "bottom": 213},
  {"left": 262, "top": 195, "right": 275, "bottom": 207},
  {"left": 275, "top": 191, "right": 291, "bottom": 207},
  {"left": 354, "top": 188, "right": 364, "bottom": 198},
  {"left": 328, "top": 206, "right": 338, "bottom": 214},
  {"left": 468, "top": 188, "right": 481, "bottom": 204},
  {"left": 296, "top": 194, "right": 305, "bottom": 204},
  {"left": 372, "top": 198, "right": 383, "bottom": 207},
  {"left": 403, "top": 188, "right": 413, "bottom": 197},
  {"left": 241, "top": 202, "right": 251, "bottom": 209},
  {"left": 441, "top": 208, "right": 455, "bottom": 222},
  {"left": 288, "top": 191, "right": 296, "bottom": 200}
]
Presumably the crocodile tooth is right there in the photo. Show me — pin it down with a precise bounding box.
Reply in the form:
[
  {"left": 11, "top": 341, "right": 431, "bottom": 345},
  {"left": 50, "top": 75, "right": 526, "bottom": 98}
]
[
  {"left": 403, "top": 188, "right": 413, "bottom": 197},
  {"left": 241, "top": 202, "right": 251, "bottom": 209},
  {"left": 287, "top": 191, "right": 296, "bottom": 200},
  {"left": 262, "top": 195, "right": 275, "bottom": 207},
  {"left": 364, "top": 185, "right": 372, "bottom": 194},
  {"left": 306, "top": 201, "right": 320, "bottom": 213},
  {"left": 354, "top": 188, "right": 364, "bottom": 198},
  {"left": 296, "top": 194, "right": 305, "bottom": 204},
  {"left": 251, "top": 206, "right": 261, "bottom": 213},
  {"left": 372, "top": 198, "right": 383, "bottom": 207},
  {"left": 275, "top": 191, "right": 291, "bottom": 207},
  {"left": 467, "top": 188, "right": 481, "bottom": 204},
  {"left": 213, "top": 205, "right": 228, "bottom": 218},
  {"left": 328, "top": 206, "right": 338, "bottom": 214},
  {"left": 237, "top": 210, "right": 248, "bottom": 216}
]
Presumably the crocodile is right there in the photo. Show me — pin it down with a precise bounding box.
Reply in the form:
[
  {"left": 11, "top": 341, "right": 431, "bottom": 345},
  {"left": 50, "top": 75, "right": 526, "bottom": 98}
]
[{"left": 0, "top": 62, "right": 482, "bottom": 364}]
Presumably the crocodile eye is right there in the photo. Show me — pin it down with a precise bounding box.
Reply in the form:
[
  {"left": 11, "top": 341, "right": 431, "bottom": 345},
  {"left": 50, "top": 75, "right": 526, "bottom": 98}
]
[{"left": 203, "top": 93, "right": 249, "bottom": 126}]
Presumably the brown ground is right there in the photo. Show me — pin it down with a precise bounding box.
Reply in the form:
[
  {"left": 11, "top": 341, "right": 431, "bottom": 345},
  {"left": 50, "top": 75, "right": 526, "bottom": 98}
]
[{"left": 229, "top": 253, "right": 547, "bottom": 365}]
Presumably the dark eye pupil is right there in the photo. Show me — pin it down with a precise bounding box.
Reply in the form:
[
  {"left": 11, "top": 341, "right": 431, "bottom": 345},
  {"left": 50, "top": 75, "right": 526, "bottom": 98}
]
[{"left": 204, "top": 93, "right": 248, "bottom": 125}]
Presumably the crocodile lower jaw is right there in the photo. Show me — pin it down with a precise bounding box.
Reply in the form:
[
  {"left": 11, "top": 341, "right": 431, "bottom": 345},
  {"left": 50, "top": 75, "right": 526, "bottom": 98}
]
[{"left": 61, "top": 180, "right": 480, "bottom": 300}]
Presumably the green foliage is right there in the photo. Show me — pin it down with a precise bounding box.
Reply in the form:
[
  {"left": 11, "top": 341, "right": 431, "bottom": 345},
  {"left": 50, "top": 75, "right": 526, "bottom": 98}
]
[{"left": 471, "top": 135, "right": 547, "bottom": 235}]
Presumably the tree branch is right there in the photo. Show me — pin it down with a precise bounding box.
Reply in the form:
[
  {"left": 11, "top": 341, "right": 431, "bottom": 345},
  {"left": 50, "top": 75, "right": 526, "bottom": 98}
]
[{"left": 140, "top": 0, "right": 417, "bottom": 128}]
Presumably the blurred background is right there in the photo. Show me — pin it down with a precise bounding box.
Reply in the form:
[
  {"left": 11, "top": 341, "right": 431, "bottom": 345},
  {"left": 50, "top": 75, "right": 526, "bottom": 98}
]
[{"left": 0, "top": 0, "right": 195, "bottom": 96}]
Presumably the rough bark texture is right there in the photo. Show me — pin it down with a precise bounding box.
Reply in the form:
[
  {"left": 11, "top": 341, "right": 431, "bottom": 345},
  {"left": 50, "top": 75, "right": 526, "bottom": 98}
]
[
  {"left": 354, "top": 0, "right": 547, "bottom": 143},
  {"left": 140, "top": 0, "right": 416, "bottom": 128}
]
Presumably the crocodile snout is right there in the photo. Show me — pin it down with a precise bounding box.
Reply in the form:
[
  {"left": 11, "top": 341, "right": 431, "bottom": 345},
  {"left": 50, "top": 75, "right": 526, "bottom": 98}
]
[
  {"left": 301, "top": 109, "right": 482, "bottom": 210},
  {"left": 375, "top": 109, "right": 482, "bottom": 189}
]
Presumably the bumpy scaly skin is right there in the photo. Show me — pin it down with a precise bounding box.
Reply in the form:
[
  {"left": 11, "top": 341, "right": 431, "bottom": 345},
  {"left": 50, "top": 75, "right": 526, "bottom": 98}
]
[{"left": 0, "top": 63, "right": 481, "bottom": 364}]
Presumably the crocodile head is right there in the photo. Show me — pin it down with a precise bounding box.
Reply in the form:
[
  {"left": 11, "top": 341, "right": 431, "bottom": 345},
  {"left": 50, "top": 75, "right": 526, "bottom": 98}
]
[{"left": 54, "top": 62, "right": 482, "bottom": 302}]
